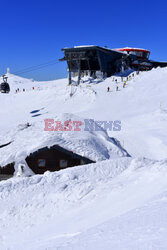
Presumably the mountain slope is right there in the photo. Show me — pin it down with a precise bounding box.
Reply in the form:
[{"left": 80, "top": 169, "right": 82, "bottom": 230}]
[
  {"left": 1, "top": 68, "right": 167, "bottom": 159},
  {"left": 1, "top": 67, "right": 167, "bottom": 249}
]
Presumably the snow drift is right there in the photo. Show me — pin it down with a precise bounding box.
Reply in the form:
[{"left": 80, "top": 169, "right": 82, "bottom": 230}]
[
  {"left": 1, "top": 157, "right": 167, "bottom": 249},
  {"left": 0, "top": 112, "right": 129, "bottom": 168}
]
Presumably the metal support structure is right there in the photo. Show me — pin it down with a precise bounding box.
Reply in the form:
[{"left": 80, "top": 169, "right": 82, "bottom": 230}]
[
  {"left": 77, "top": 60, "right": 81, "bottom": 85},
  {"left": 68, "top": 69, "right": 72, "bottom": 85},
  {"left": 68, "top": 61, "right": 72, "bottom": 85},
  {"left": 97, "top": 50, "right": 103, "bottom": 73}
]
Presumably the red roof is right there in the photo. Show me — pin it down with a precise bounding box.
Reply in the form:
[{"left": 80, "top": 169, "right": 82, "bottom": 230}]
[{"left": 115, "top": 47, "right": 150, "bottom": 54}]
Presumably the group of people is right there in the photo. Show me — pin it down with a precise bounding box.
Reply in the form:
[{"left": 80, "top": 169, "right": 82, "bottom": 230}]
[
  {"left": 15, "top": 87, "right": 35, "bottom": 94},
  {"left": 107, "top": 80, "right": 126, "bottom": 92},
  {"left": 107, "top": 71, "right": 139, "bottom": 93}
]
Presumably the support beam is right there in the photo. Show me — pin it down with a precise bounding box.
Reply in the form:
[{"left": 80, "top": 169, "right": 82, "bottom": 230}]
[
  {"left": 68, "top": 69, "right": 72, "bottom": 85},
  {"left": 97, "top": 50, "right": 103, "bottom": 73},
  {"left": 77, "top": 60, "right": 81, "bottom": 85},
  {"left": 68, "top": 61, "right": 72, "bottom": 85}
]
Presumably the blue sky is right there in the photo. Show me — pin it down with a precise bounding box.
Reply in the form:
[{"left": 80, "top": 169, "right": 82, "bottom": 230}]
[{"left": 0, "top": 0, "right": 167, "bottom": 80}]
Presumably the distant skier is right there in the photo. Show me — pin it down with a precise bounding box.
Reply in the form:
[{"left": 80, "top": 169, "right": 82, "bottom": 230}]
[
  {"left": 123, "top": 81, "right": 126, "bottom": 88},
  {"left": 107, "top": 87, "right": 110, "bottom": 92},
  {"left": 26, "top": 122, "right": 31, "bottom": 127},
  {"left": 116, "top": 86, "right": 119, "bottom": 91}
]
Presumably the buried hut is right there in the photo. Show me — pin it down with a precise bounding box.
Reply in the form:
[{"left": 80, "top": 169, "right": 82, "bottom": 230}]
[{"left": 0, "top": 114, "right": 129, "bottom": 180}]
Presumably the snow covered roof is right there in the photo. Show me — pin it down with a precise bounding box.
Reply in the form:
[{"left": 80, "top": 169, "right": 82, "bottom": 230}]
[
  {"left": 0, "top": 113, "right": 128, "bottom": 167},
  {"left": 63, "top": 45, "right": 150, "bottom": 55},
  {"left": 74, "top": 45, "right": 96, "bottom": 48},
  {"left": 62, "top": 45, "right": 125, "bottom": 56}
]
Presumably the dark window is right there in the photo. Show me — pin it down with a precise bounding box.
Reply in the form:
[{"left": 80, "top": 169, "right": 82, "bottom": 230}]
[
  {"left": 38, "top": 159, "right": 46, "bottom": 167},
  {"left": 80, "top": 160, "right": 85, "bottom": 165},
  {"left": 59, "top": 160, "right": 68, "bottom": 168}
]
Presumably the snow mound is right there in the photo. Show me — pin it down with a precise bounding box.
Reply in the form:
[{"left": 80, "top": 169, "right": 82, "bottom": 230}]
[{"left": 0, "top": 113, "right": 129, "bottom": 167}]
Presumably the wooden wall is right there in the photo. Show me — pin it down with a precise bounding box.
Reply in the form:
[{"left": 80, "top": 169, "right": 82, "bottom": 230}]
[
  {"left": 0, "top": 146, "right": 94, "bottom": 176},
  {"left": 0, "top": 163, "right": 15, "bottom": 175},
  {"left": 26, "top": 146, "right": 93, "bottom": 174}
]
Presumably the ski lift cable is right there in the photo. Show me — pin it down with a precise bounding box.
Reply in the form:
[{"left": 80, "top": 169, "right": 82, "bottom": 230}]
[
  {"left": 11, "top": 61, "right": 61, "bottom": 75},
  {"left": 4, "top": 59, "right": 62, "bottom": 78},
  {"left": 12, "top": 59, "right": 60, "bottom": 74}
]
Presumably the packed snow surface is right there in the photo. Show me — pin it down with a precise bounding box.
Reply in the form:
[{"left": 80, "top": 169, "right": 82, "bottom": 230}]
[
  {"left": 0, "top": 67, "right": 167, "bottom": 249},
  {"left": 1, "top": 157, "right": 167, "bottom": 250}
]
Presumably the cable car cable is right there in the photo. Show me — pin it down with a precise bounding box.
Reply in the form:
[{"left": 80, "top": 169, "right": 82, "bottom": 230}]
[
  {"left": 12, "top": 59, "right": 60, "bottom": 75},
  {"left": 11, "top": 61, "right": 60, "bottom": 76}
]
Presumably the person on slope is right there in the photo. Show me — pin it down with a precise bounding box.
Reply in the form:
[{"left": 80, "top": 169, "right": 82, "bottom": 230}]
[{"left": 107, "top": 87, "right": 110, "bottom": 92}]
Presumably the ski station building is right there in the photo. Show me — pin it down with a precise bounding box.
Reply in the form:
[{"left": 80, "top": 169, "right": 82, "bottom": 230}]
[{"left": 60, "top": 45, "right": 167, "bottom": 84}]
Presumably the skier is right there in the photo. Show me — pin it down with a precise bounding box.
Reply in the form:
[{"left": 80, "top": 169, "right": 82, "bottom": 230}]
[
  {"left": 107, "top": 87, "right": 110, "bottom": 92},
  {"left": 26, "top": 122, "right": 31, "bottom": 127},
  {"left": 116, "top": 86, "right": 119, "bottom": 91},
  {"left": 123, "top": 81, "right": 126, "bottom": 88}
]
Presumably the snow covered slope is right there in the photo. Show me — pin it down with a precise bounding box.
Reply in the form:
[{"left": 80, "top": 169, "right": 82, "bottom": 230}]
[
  {"left": 1, "top": 157, "right": 167, "bottom": 249},
  {"left": 1, "top": 68, "right": 167, "bottom": 159},
  {"left": 1, "top": 67, "right": 167, "bottom": 249}
]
